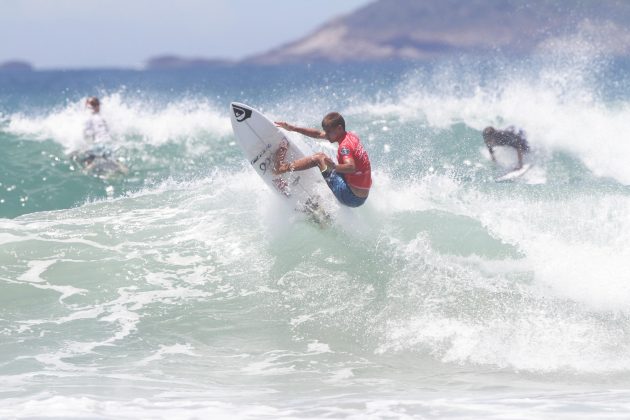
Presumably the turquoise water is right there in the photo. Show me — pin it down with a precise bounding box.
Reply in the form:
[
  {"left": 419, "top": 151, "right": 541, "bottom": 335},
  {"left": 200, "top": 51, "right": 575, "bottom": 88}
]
[{"left": 2, "top": 54, "right": 630, "bottom": 418}]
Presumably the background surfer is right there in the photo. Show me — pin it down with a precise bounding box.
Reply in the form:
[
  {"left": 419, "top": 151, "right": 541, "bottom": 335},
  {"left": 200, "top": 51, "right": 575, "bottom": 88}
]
[
  {"left": 79, "top": 96, "right": 113, "bottom": 168},
  {"left": 274, "top": 112, "right": 372, "bottom": 208},
  {"left": 483, "top": 126, "right": 530, "bottom": 170}
]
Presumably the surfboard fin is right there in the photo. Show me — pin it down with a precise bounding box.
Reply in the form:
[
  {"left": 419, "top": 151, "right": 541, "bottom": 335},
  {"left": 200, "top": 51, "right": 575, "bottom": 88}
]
[{"left": 302, "top": 197, "right": 332, "bottom": 227}]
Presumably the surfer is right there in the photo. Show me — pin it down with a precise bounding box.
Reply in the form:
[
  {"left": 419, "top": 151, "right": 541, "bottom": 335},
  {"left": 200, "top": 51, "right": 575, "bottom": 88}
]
[
  {"left": 273, "top": 112, "right": 371, "bottom": 208},
  {"left": 76, "top": 96, "right": 113, "bottom": 169},
  {"left": 483, "top": 126, "right": 530, "bottom": 170},
  {"left": 71, "top": 97, "right": 127, "bottom": 176}
]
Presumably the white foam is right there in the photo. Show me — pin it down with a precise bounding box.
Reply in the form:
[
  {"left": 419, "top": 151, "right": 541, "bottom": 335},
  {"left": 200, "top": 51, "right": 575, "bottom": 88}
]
[
  {"left": 241, "top": 351, "right": 297, "bottom": 376},
  {"left": 348, "top": 55, "right": 630, "bottom": 185},
  {"left": 6, "top": 259, "right": 88, "bottom": 302},
  {"left": 477, "top": 194, "right": 630, "bottom": 312},
  {"left": 5, "top": 93, "right": 231, "bottom": 152},
  {"left": 137, "top": 343, "right": 197, "bottom": 366},
  {"left": 379, "top": 309, "right": 630, "bottom": 374},
  {"left": 17, "top": 259, "right": 57, "bottom": 283},
  {"left": 0, "top": 393, "right": 294, "bottom": 420},
  {"left": 307, "top": 340, "right": 332, "bottom": 354},
  {"left": 367, "top": 168, "right": 630, "bottom": 373}
]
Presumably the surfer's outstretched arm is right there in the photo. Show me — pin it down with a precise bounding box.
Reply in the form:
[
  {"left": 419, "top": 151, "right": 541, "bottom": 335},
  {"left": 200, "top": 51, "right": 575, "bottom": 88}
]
[
  {"left": 515, "top": 148, "right": 524, "bottom": 170},
  {"left": 275, "top": 121, "right": 326, "bottom": 139},
  {"left": 487, "top": 146, "right": 496, "bottom": 162}
]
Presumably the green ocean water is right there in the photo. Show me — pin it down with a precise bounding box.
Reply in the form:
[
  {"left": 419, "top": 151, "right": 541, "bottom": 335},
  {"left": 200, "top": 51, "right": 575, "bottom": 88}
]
[{"left": 2, "top": 57, "right": 630, "bottom": 418}]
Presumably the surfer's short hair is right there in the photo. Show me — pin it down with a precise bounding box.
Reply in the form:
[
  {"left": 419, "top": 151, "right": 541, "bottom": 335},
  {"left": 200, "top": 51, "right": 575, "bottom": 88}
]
[
  {"left": 86, "top": 96, "right": 100, "bottom": 107},
  {"left": 482, "top": 126, "right": 496, "bottom": 141},
  {"left": 322, "top": 112, "right": 345, "bottom": 131}
]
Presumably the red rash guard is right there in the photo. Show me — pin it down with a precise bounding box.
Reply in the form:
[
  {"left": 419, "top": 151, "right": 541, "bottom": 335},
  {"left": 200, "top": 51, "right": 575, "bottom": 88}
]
[{"left": 337, "top": 132, "right": 372, "bottom": 190}]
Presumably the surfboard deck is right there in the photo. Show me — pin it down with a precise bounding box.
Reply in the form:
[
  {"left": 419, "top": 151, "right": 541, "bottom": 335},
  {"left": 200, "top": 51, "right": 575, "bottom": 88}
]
[
  {"left": 229, "top": 102, "right": 331, "bottom": 225},
  {"left": 495, "top": 163, "right": 532, "bottom": 182}
]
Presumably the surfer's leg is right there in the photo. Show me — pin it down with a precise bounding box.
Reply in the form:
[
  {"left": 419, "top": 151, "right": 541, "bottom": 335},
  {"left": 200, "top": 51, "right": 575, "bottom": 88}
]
[
  {"left": 293, "top": 153, "right": 327, "bottom": 171},
  {"left": 274, "top": 150, "right": 326, "bottom": 175}
]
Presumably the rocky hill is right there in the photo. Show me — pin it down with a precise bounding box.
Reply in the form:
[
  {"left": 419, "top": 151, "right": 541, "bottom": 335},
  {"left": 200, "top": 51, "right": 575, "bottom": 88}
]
[
  {"left": 245, "top": 0, "right": 630, "bottom": 64},
  {"left": 0, "top": 60, "right": 33, "bottom": 71},
  {"left": 145, "top": 55, "right": 234, "bottom": 70}
]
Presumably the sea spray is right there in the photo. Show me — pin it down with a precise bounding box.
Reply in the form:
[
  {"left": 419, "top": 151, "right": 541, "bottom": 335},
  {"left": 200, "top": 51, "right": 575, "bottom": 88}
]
[{"left": 2, "top": 55, "right": 630, "bottom": 418}]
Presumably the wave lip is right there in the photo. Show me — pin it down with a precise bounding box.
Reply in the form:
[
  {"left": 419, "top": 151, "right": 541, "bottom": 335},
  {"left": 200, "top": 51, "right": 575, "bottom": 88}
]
[{"left": 4, "top": 93, "right": 231, "bottom": 152}]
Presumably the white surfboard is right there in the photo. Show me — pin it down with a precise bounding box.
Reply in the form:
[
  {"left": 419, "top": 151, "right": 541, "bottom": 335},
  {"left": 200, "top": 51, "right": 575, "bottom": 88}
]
[
  {"left": 69, "top": 151, "right": 128, "bottom": 179},
  {"left": 495, "top": 163, "right": 532, "bottom": 182},
  {"left": 229, "top": 102, "right": 330, "bottom": 223}
]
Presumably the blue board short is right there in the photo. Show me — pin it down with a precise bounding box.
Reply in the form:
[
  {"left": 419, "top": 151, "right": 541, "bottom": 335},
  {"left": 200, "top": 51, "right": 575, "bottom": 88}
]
[{"left": 322, "top": 169, "right": 367, "bottom": 208}]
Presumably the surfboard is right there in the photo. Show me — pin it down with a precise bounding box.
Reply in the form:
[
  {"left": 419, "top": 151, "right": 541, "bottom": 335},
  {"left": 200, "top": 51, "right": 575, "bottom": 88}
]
[
  {"left": 70, "top": 150, "right": 128, "bottom": 179},
  {"left": 84, "top": 156, "right": 128, "bottom": 179},
  {"left": 229, "top": 102, "right": 330, "bottom": 224},
  {"left": 495, "top": 163, "right": 532, "bottom": 182}
]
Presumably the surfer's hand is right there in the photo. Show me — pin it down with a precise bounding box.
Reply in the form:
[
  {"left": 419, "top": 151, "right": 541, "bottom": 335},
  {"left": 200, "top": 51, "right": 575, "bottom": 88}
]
[
  {"left": 324, "top": 157, "right": 336, "bottom": 169},
  {"left": 275, "top": 121, "right": 293, "bottom": 131}
]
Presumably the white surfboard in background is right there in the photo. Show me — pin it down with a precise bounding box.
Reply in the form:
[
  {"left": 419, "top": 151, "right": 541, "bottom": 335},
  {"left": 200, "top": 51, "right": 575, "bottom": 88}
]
[{"left": 495, "top": 163, "right": 532, "bottom": 182}]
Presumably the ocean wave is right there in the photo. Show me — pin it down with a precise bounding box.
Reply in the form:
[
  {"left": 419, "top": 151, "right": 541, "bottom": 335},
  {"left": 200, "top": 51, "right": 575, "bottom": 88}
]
[
  {"left": 343, "top": 55, "right": 630, "bottom": 185},
  {"left": 4, "top": 92, "right": 231, "bottom": 152},
  {"left": 4, "top": 166, "right": 628, "bottom": 376}
]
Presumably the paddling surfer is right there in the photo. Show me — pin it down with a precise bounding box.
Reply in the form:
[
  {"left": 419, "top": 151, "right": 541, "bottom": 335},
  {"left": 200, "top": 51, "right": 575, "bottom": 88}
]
[
  {"left": 482, "top": 126, "right": 530, "bottom": 170},
  {"left": 80, "top": 96, "right": 113, "bottom": 168}
]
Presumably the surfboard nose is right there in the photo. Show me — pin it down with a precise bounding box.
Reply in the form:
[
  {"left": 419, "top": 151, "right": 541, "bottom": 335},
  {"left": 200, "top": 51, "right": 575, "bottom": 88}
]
[{"left": 231, "top": 102, "right": 252, "bottom": 122}]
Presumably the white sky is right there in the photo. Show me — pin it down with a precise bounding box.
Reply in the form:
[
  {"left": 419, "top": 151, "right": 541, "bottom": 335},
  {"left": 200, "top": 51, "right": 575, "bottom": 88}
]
[{"left": 0, "top": 0, "right": 373, "bottom": 69}]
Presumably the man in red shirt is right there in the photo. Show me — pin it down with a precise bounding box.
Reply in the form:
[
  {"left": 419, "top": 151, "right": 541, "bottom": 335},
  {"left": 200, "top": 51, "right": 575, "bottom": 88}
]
[{"left": 274, "top": 112, "right": 371, "bottom": 207}]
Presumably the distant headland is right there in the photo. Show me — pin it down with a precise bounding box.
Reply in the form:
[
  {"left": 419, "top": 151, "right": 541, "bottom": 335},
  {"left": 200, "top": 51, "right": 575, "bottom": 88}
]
[
  {"left": 145, "top": 55, "right": 235, "bottom": 70},
  {"left": 146, "top": 0, "right": 630, "bottom": 69},
  {"left": 7, "top": 0, "right": 630, "bottom": 71},
  {"left": 0, "top": 60, "right": 34, "bottom": 72}
]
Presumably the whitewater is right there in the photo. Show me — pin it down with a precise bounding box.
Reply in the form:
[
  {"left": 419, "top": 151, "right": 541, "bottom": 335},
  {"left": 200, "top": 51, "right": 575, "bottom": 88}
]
[{"left": 2, "top": 51, "right": 630, "bottom": 419}]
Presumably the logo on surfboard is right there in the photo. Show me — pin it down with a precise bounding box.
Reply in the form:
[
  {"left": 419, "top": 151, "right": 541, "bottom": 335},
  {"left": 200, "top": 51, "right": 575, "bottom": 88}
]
[
  {"left": 251, "top": 144, "right": 272, "bottom": 165},
  {"left": 232, "top": 104, "right": 253, "bottom": 122}
]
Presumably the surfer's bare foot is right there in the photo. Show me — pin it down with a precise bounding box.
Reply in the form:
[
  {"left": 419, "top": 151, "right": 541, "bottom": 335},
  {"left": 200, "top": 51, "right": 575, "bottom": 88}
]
[{"left": 273, "top": 139, "right": 290, "bottom": 174}]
